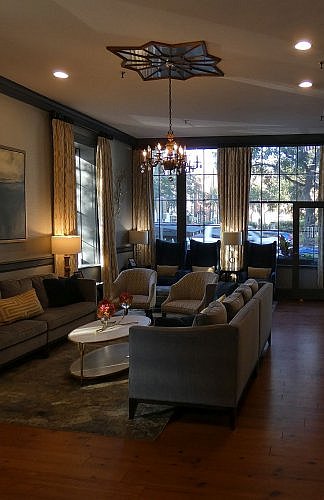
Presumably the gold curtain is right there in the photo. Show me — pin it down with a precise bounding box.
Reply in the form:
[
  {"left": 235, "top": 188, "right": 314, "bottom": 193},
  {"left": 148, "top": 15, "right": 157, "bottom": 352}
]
[
  {"left": 318, "top": 146, "right": 324, "bottom": 288},
  {"left": 96, "top": 136, "right": 119, "bottom": 298},
  {"left": 132, "top": 149, "right": 155, "bottom": 266},
  {"left": 52, "top": 119, "right": 78, "bottom": 276},
  {"left": 218, "top": 147, "right": 252, "bottom": 269}
]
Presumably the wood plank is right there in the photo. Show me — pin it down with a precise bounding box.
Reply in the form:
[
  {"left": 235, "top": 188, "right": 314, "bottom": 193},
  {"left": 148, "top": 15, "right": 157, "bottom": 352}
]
[{"left": 1, "top": 300, "right": 324, "bottom": 499}]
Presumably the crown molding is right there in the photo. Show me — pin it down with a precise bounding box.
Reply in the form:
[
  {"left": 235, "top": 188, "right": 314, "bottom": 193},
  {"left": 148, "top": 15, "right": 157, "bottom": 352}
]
[
  {"left": 0, "top": 75, "right": 136, "bottom": 146},
  {"left": 136, "top": 134, "right": 324, "bottom": 149}
]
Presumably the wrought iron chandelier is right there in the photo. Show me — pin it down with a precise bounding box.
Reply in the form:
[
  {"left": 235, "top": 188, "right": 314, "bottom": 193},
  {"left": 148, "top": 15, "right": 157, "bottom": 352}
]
[
  {"left": 140, "top": 66, "right": 200, "bottom": 175},
  {"left": 107, "top": 41, "right": 224, "bottom": 175}
]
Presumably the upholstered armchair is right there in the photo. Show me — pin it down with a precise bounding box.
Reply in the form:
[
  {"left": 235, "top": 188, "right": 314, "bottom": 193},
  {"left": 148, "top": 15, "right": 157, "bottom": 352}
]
[
  {"left": 186, "top": 239, "right": 221, "bottom": 273},
  {"left": 240, "top": 241, "right": 277, "bottom": 286},
  {"left": 161, "top": 271, "right": 218, "bottom": 316},
  {"left": 110, "top": 268, "right": 157, "bottom": 317},
  {"left": 155, "top": 239, "right": 188, "bottom": 286}
]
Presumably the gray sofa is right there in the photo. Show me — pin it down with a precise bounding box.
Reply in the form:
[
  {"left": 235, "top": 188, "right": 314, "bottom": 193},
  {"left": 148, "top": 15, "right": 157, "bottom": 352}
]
[
  {"left": 128, "top": 281, "right": 273, "bottom": 428},
  {"left": 0, "top": 274, "right": 97, "bottom": 369}
]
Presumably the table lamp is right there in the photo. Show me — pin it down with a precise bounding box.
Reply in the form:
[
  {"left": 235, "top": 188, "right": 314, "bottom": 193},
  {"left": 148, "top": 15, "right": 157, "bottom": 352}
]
[
  {"left": 222, "top": 231, "right": 243, "bottom": 271},
  {"left": 51, "top": 235, "right": 81, "bottom": 277},
  {"left": 129, "top": 230, "right": 148, "bottom": 262}
]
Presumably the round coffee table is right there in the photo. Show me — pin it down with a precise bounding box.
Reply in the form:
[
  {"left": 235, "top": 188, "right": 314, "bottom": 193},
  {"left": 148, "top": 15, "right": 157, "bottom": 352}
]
[{"left": 68, "top": 314, "right": 151, "bottom": 383}]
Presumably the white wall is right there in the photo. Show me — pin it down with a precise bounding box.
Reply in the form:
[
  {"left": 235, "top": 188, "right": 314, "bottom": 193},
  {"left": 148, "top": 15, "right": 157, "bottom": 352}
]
[
  {"left": 111, "top": 139, "right": 134, "bottom": 269},
  {"left": 0, "top": 93, "right": 52, "bottom": 263},
  {"left": 0, "top": 92, "right": 134, "bottom": 272}
]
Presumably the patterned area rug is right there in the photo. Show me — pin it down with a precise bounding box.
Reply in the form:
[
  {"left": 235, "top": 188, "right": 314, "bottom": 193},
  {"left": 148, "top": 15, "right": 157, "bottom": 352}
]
[{"left": 0, "top": 342, "right": 173, "bottom": 440}]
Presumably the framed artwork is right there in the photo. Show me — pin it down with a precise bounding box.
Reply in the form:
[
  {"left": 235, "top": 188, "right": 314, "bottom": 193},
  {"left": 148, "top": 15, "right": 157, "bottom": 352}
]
[
  {"left": 128, "top": 258, "right": 137, "bottom": 268},
  {"left": 0, "top": 145, "right": 26, "bottom": 242}
]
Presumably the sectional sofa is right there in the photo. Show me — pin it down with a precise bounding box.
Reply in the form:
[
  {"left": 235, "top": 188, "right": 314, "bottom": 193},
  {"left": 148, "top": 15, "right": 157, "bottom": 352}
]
[
  {"left": 0, "top": 273, "right": 97, "bottom": 369},
  {"left": 128, "top": 280, "right": 273, "bottom": 428}
]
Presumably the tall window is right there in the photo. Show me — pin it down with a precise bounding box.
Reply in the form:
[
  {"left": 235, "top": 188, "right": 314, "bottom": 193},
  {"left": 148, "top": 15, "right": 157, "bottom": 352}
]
[
  {"left": 153, "top": 166, "right": 177, "bottom": 241},
  {"left": 249, "top": 146, "right": 320, "bottom": 263},
  {"left": 152, "top": 145, "right": 320, "bottom": 263},
  {"left": 186, "top": 149, "right": 219, "bottom": 242},
  {"left": 75, "top": 143, "right": 100, "bottom": 266},
  {"left": 153, "top": 149, "right": 219, "bottom": 243}
]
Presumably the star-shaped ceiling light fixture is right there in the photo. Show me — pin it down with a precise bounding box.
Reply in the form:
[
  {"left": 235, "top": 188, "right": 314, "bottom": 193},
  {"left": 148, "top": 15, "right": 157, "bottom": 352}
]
[
  {"left": 106, "top": 40, "right": 224, "bottom": 81},
  {"left": 107, "top": 41, "right": 224, "bottom": 175}
]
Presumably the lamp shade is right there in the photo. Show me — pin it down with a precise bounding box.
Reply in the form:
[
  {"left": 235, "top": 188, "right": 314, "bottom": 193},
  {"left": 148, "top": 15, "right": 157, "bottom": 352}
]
[
  {"left": 222, "top": 231, "right": 243, "bottom": 246},
  {"left": 51, "top": 235, "right": 81, "bottom": 255},
  {"left": 129, "top": 230, "right": 148, "bottom": 245}
]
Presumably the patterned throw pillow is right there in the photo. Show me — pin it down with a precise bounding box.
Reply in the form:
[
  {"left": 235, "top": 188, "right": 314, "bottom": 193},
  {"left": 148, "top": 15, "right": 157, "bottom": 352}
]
[{"left": 0, "top": 289, "right": 44, "bottom": 326}]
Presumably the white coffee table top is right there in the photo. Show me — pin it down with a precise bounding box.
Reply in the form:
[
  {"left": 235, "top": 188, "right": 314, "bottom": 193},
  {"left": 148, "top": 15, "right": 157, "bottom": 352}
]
[{"left": 68, "top": 314, "right": 150, "bottom": 345}]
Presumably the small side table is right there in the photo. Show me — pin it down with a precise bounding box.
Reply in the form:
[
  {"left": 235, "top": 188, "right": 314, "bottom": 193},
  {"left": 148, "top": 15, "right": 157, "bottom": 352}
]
[
  {"left": 219, "top": 269, "right": 241, "bottom": 283},
  {"left": 96, "top": 281, "right": 104, "bottom": 302}
]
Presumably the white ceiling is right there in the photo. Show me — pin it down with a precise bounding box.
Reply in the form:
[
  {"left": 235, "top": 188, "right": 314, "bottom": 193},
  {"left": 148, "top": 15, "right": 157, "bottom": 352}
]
[{"left": 1, "top": 0, "right": 324, "bottom": 139}]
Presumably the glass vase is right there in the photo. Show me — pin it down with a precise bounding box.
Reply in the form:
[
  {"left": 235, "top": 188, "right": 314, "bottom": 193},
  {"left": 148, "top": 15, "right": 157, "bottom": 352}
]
[
  {"left": 121, "top": 303, "right": 130, "bottom": 317},
  {"left": 96, "top": 316, "right": 111, "bottom": 333}
]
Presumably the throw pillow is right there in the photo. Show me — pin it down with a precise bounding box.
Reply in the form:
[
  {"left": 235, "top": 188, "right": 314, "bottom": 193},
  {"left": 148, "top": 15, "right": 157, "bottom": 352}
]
[
  {"left": 244, "top": 279, "right": 259, "bottom": 295},
  {"left": 235, "top": 284, "right": 253, "bottom": 304},
  {"left": 248, "top": 266, "right": 272, "bottom": 279},
  {"left": 156, "top": 265, "right": 179, "bottom": 277},
  {"left": 0, "top": 276, "right": 33, "bottom": 299},
  {"left": 222, "top": 292, "right": 245, "bottom": 321},
  {"left": 43, "top": 278, "right": 83, "bottom": 307},
  {"left": 31, "top": 274, "right": 56, "bottom": 309},
  {"left": 0, "top": 289, "right": 44, "bottom": 326},
  {"left": 192, "top": 265, "right": 215, "bottom": 273},
  {"left": 154, "top": 316, "right": 195, "bottom": 327},
  {"left": 193, "top": 300, "right": 227, "bottom": 326},
  {"left": 216, "top": 294, "right": 226, "bottom": 302}
]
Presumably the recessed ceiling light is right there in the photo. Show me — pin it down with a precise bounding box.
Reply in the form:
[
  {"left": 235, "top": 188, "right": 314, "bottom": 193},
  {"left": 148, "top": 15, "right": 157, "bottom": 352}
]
[
  {"left": 294, "top": 41, "right": 312, "bottom": 51},
  {"left": 299, "top": 80, "right": 313, "bottom": 88},
  {"left": 53, "top": 70, "right": 69, "bottom": 79}
]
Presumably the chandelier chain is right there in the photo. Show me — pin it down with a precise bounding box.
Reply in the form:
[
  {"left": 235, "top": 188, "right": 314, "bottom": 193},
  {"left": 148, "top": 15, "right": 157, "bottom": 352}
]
[
  {"left": 139, "top": 62, "right": 201, "bottom": 175},
  {"left": 168, "top": 70, "right": 173, "bottom": 134}
]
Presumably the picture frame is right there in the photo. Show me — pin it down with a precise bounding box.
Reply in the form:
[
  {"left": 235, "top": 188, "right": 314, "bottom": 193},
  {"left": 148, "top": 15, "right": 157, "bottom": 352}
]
[
  {"left": 128, "top": 258, "right": 137, "bottom": 268},
  {"left": 0, "top": 145, "right": 26, "bottom": 242}
]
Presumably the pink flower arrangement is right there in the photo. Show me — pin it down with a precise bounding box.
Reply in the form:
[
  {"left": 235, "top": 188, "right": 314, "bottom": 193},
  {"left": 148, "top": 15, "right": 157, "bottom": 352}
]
[
  {"left": 119, "top": 292, "right": 133, "bottom": 306},
  {"left": 97, "top": 298, "right": 116, "bottom": 320}
]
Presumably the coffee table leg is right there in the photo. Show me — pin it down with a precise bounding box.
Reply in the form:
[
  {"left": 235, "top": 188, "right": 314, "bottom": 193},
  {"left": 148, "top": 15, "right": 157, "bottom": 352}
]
[{"left": 78, "top": 343, "right": 85, "bottom": 384}]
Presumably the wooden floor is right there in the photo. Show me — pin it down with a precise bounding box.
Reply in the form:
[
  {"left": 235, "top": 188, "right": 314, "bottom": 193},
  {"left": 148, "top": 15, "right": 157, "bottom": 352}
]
[{"left": 1, "top": 300, "right": 324, "bottom": 499}]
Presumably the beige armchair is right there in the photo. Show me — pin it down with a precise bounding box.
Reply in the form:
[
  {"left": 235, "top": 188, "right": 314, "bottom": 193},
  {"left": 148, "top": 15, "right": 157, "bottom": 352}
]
[
  {"left": 161, "top": 271, "right": 218, "bottom": 316},
  {"left": 110, "top": 268, "right": 157, "bottom": 317}
]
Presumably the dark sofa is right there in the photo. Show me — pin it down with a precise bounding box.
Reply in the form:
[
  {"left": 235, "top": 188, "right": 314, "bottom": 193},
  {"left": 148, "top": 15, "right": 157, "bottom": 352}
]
[{"left": 0, "top": 273, "right": 97, "bottom": 369}]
